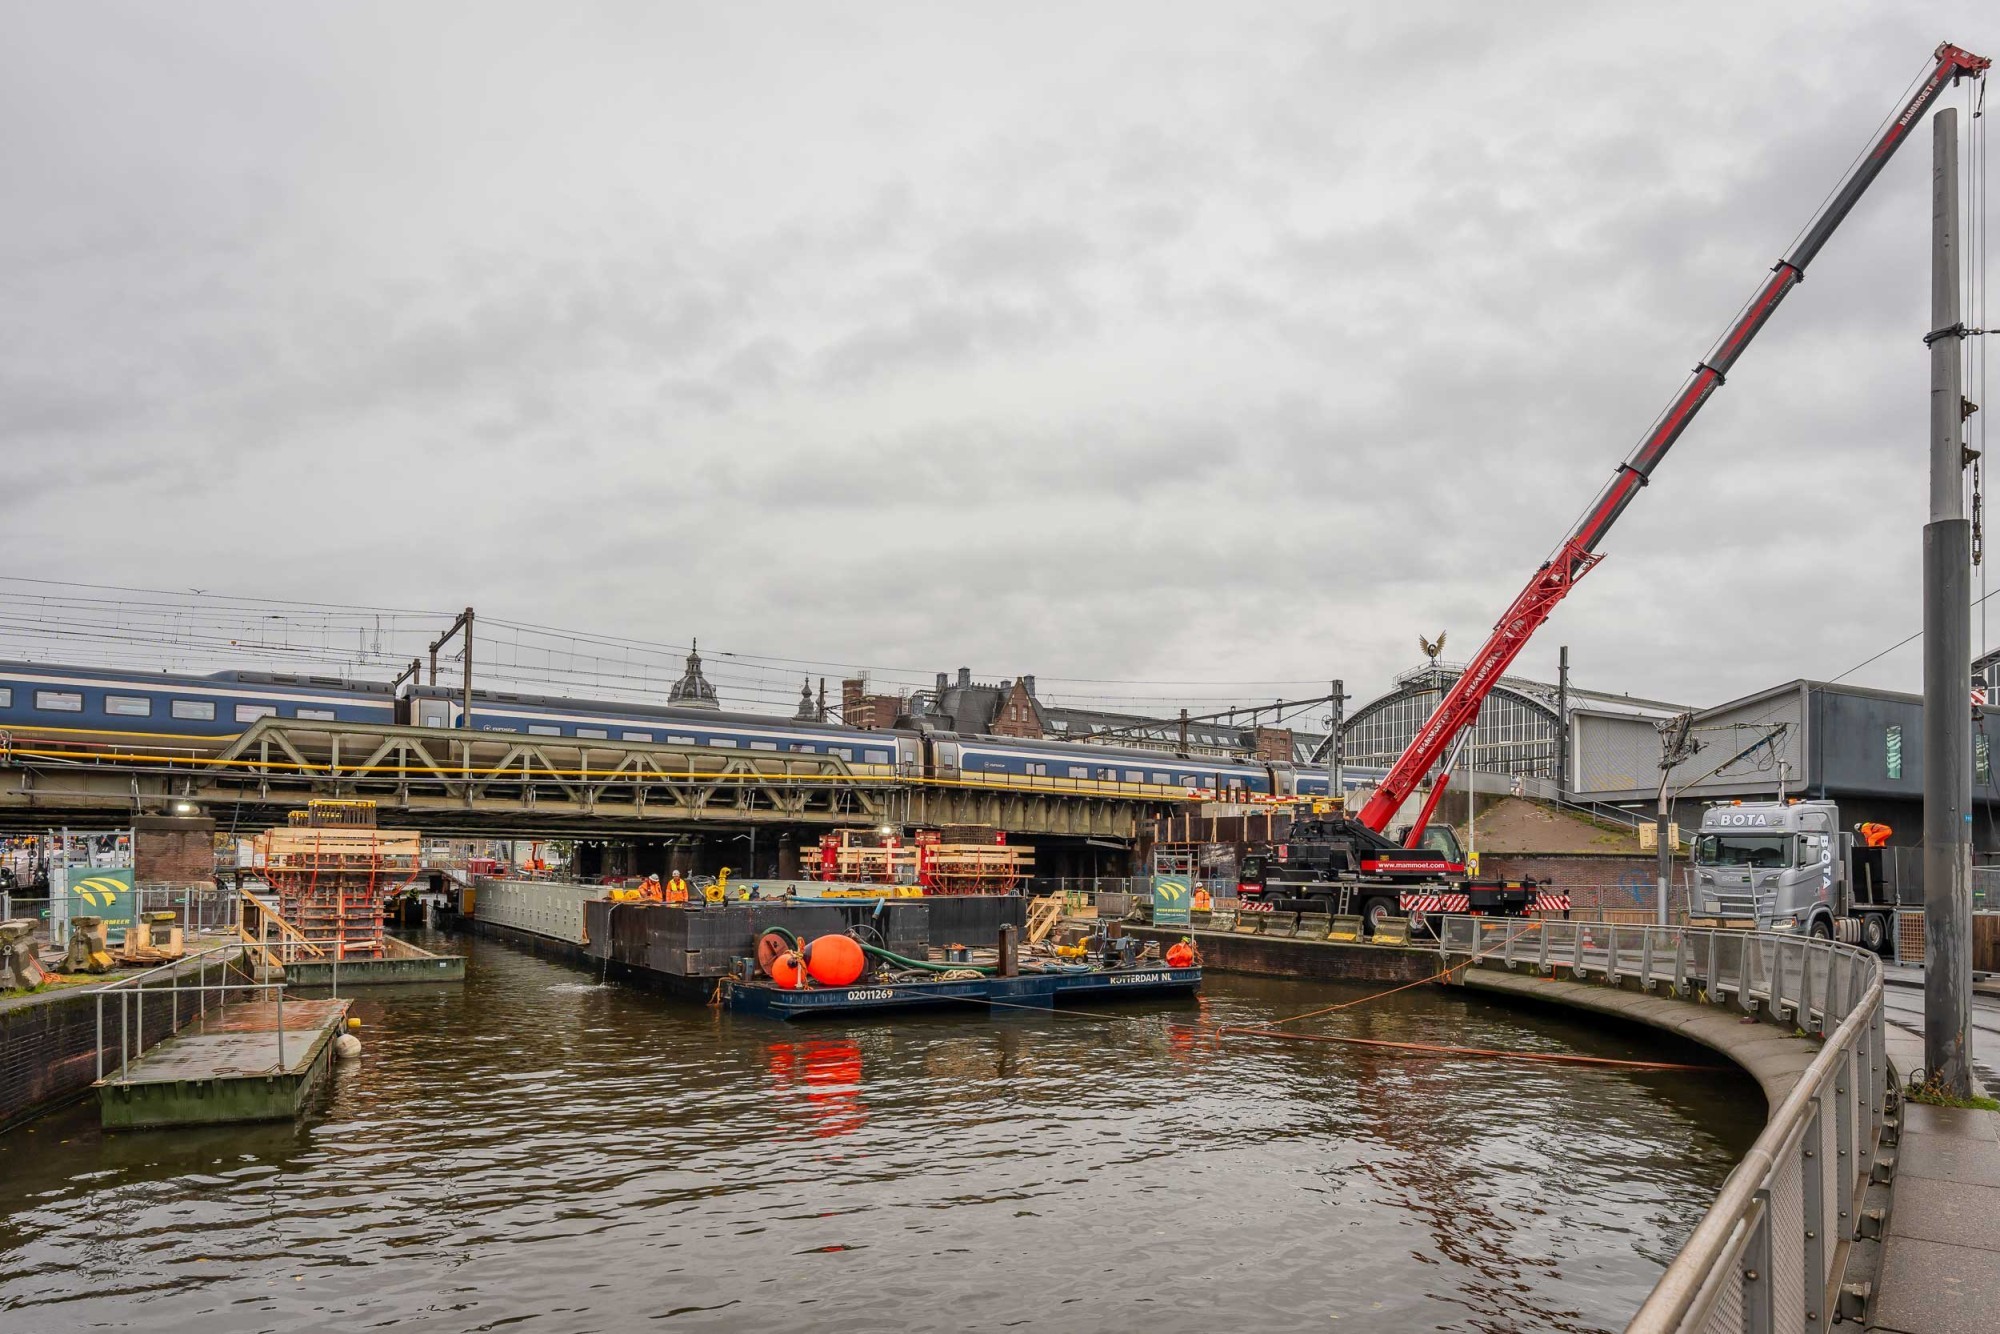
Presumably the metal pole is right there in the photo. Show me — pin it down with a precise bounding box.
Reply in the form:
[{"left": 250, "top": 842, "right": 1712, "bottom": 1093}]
[
  {"left": 1557, "top": 646, "right": 1571, "bottom": 798},
  {"left": 1329, "top": 679, "right": 1346, "bottom": 800},
  {"left": 1657, "top": 773, "right": 1675, "bottom": 929},
  {"left": 462, "top": 606, "right": 474, "bottom": 730},
  {"left": 1924, "top": 106, "right": 1975, "bottom": 1098}
]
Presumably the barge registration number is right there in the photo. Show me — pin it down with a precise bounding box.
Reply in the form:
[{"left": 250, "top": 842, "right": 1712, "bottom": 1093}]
[{"left": 843, "top": 988, "right": 896, "bottom": 1001}]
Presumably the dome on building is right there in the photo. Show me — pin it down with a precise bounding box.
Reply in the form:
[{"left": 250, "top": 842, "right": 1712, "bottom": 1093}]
[
  {"left": 667, "top": 640, "right": 719, "bottom": 709},
  {"left": 793, "top": 678, "right": 817, "bottom": 722}
]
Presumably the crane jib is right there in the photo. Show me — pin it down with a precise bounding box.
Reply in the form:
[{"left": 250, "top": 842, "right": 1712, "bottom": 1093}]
[{"left": 1354, "top": 41, "right": 1990, "bottom": 834}]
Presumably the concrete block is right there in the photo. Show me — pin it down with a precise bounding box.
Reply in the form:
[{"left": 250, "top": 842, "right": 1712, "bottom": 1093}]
[
  {"left": 1372, "top": 918, "right": 1412, "bottom": 947},
  {"left": 1870, "top": 1237, "right": 2000, "bottom": 1334},
  {"left": 1902, "top": 1102, "right": 2000, "bottom": 1143},
  {"left": 1882, "top": 1175, "right": 2000, "bottom": 1250},
  {"left": 1895, "top": 1131, "right": 2000, "bottom": 1189}
]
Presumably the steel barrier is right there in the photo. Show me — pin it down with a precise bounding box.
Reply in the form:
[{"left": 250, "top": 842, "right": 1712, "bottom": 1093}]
[{"left": 1435, "top": 916, "right": 1886, "bottom": 1334}]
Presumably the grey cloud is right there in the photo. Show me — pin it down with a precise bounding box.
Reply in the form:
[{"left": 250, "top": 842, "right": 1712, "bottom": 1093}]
[{"left": 0, "top": 0, "right": 1982, "bottom": 715}]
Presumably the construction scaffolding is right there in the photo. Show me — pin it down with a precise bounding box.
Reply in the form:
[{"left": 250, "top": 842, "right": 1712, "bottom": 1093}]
[
  {"left": 253, "top": 800, "right": 419, "bottom": 960},
  {"left": 813, "top": 829, "right": 1034, "bottom": 895}
]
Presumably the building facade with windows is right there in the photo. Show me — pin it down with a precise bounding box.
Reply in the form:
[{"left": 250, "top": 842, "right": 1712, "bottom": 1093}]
[{"left": 1569, "top": 678, "right": 2000, "bottom": 854}]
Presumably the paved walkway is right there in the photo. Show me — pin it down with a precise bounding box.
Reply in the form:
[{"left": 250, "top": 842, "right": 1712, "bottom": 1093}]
[
  {"left": 1868, "top": 967, "right": 2000, "bottom": 1333},
  {"left": 1870, "top": 1101, "right": 2000, "bottom": 1334}
]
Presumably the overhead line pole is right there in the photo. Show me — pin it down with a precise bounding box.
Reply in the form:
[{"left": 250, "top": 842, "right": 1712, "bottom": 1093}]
[
  {"left": 1924, "top": 106, "right": 1974, "bottom": 1098},
  {"left": 425, "top": 608, "right": 476, "bottom": 731}
]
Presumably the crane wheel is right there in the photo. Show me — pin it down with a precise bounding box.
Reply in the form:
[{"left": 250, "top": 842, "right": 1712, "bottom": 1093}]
[{"left": 1361, "top": 898, "right": 1395, "bottom": 936}]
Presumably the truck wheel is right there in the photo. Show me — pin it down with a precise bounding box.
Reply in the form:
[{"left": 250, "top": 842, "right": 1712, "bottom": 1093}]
[
  {"left": 1362, "top": 898, "right": 1395, "bottom": 936},
  {"left": 1808, "top": 915, "right": 1833, "bottom": 941},
  {"left": 1860, "top": 913, "right": 1889, "bottom": 955}
]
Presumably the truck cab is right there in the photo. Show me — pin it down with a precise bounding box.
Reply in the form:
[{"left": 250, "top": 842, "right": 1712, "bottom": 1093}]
[{"left": 1691, "top": 799, "right": 1894, "bottom": 951}]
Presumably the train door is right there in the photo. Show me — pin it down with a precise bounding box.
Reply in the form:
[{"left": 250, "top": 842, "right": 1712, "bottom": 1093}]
[
  {"left": 896, "top": 735, "right": 922, "bottom": 777},
  {"left": 931, "top": 737, "right": 960, "bottom": 780}
]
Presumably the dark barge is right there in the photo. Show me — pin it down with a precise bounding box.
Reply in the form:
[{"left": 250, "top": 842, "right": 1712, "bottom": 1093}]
[{"left": 722, "top": 964, "right": 1200, "bottom": 1019}]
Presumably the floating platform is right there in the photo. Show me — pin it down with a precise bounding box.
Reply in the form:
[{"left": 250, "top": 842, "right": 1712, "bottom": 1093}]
[
  {"left": 721, "top": 965, "right": 1201, "bottom": 1020},
  {"left": 94, "top": 997, "right": 350, "bottom": 1131},
  {"left": 283, "top": 936, "right": 464, "bottom": 987}
]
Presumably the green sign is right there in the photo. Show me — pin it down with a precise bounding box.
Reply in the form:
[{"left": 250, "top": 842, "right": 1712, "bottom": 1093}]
[
  {"left": 65, "top": 868, "right": 136, "bottom": 939},
  {"left": 1151, "top": 877, "right": 1191, "bottom": 927}
]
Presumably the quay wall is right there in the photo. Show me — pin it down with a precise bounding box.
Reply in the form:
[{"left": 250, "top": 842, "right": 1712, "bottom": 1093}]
[
  {"left": 1120, "top": 925, "right": 1435, "bottom": 984},
  {"left": 0, "top": 950, "right": 248, "bottom": 1133}
]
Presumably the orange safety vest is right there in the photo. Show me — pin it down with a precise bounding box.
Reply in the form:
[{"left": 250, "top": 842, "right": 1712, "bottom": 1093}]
[
  {"left": 1191, "top": 887, "right": 1213, "bottom": 912},
  {"left": 1858, "top": 823, "right": 1892, "bottom": 848}
]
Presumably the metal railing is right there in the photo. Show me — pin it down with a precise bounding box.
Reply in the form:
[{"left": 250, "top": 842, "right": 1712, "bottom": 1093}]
[
  {"left": 94, "top": 945, "right": 291, "bottom": 1084},
  {"left": 136, "top": 883, "right": 242, "bottom": 935},
  {"left": 1435, "top": 916, "right": 1886, "bottom": 1334}
]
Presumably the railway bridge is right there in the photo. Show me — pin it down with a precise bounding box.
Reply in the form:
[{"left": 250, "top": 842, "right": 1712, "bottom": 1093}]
[{"left": 0, "top": 718, "right": 1175, "bottom": 842}]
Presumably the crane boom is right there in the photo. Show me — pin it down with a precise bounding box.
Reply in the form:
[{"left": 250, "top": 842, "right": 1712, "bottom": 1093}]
[{"left": 1356, "top": 40, "right": 1990, "bottom": 833}]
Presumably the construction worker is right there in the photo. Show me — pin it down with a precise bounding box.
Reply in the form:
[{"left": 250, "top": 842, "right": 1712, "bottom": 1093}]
[
  {"left": 1191, "top": 886, "right": 1213, "bottom": 912},
  {"left": 667, "top": 871, "right": 688, "bottom": 904},
  {"left": 639, "top": 874, "right": 663, "bottom": 903},
  {"left": 1856, "top": 821, "right": 1893, "bottom": 848}
]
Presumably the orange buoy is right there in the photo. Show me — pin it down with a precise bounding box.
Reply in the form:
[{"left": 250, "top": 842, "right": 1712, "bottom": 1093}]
[
  {"left": 804, "top": 934, "right": 866, "bottom": 987},
  {"left": 1165, "top": 941, "right": 1196, "bottom": 968},
  {"left": 770, "top": 950, "right": 807, "bottom": 989}
]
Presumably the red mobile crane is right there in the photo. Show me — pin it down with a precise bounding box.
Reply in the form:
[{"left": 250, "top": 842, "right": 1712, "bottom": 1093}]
[{"left": 1246, "top": 42, "right": 1991, "bottom": 930}]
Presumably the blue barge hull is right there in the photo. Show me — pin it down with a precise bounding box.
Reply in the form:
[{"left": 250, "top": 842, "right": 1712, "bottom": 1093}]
[{"left": 721, "top": 966, "right": 1201, "bottom": 1020}]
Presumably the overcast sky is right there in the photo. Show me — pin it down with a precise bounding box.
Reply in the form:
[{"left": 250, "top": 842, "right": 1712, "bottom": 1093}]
[{"left": 2, "top": 2, "right": 1992, "bottom": 719}]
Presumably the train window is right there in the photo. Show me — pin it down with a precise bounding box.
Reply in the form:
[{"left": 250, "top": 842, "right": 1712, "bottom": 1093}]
[
  {"left": 787, "top": 743, "right": 815, "bottom": 753},
  {"left": 1099, "top": 769, "right": 1116, "bottom": 781},
  {"left": 1179, "top": 776, "right": 1197, "bottom": 788},
  {"left": 36, "top": 690, "right": 83, "bottom": 712},
  {"left": 668, "top": 735, "right": 696, "bottom": 745},
  {"left": 422, "top": 709, "right": 450, "bottom": 728},
  {"left": 1025, "top": 763, "right": 1048, "bottom": 776},
  {"left": 831, "top": 747, "right": 854, "bottom": 760},
  {"left": 105, "top": 695, "right": 153, "bottom": 717},
  {"left": 0, "top": 688, "right": 9, "bottom": 707},
  {"left": 1068, "top": 766, "right": 1089, "bottom": 779},
  {"left": 528, "top": 725, "right": 561, "bottom": 736},
  {"left": 622, "top": 732, "right": 652, "bottom": 742},
  {"left": 1226, "top": 777, "right": 1245, "bottom": 790},
  {"left": 711, "top": 738, "right": 738, "bottom": 748},
  {"left": 864, "top": 749, "right": 890, "bottom": 763},
  {"left": 750, "top": 741, "right": 778, "bottom": 751},
  {"left": 172, "top": 700, "right": 216, "bottom": 721},
  {"left": 576, "top": 728, "right": 609, "bottom": 740},
  {"left": 296, "top": 708, "right": 336, "bottom": 721},
  {"left": 235, "top": 704, "right": 276, "bottom": 723},
  {"left": 1151, "top": 773, "right": 1169, "bottom": 784},
  {"left": 1125, "top": 770, "right": 1143, "bottom": 782}
]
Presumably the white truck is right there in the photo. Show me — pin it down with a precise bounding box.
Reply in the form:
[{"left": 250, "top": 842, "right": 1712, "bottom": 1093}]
[{"left": 1689, "top": 799, "right": 1899, "bottom": 954}]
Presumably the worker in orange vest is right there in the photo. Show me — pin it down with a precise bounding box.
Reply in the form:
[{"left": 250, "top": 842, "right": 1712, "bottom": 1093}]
[{"left": 1855, "top": 822, "right": 1893, "bottom": 848}]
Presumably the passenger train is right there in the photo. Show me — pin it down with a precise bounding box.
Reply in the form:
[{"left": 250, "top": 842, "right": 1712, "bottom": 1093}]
[{"left": 0, "top": 660, "right": 1374, "bottom": 799}]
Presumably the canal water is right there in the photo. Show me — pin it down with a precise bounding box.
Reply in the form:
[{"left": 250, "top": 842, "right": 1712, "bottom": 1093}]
[{"left": 0, "top": 935, "right": 1762, "bottom": 1333}]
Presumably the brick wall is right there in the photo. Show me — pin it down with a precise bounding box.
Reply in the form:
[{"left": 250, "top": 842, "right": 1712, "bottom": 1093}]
[
  {"left": 990, "top": 680, "right": 1044, "bottom": 739},
  {"left": 840, "top": 679, "right": 901, "bottom": 730},
  {"left": 1253, "top": 727, "right": 1294, "bottom": 762},
  {"left": 0, "top": 954, "right": 250, "bottom": 1132},
  {"left": 135, "top": 815, "right": 217, "bottom": 885}
]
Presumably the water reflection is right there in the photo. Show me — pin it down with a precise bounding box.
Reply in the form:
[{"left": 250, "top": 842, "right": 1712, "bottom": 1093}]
[
  {"left": 0, "top": 937, "right": 1761, "bottom": 1333},
  {"left": 768, "top": 1038, "right": 868, "bottom": 1138}
]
